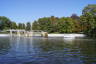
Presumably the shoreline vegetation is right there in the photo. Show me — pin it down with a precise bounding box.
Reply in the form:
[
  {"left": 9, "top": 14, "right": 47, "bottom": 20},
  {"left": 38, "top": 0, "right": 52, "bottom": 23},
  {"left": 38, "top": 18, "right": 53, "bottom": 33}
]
[{"left": 0, "top": 4, "right": 96, "bottom": 37}]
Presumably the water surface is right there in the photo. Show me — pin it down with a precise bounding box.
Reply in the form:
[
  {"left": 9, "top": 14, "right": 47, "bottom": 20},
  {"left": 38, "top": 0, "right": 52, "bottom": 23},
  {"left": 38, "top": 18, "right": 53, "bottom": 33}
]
[{"left": 0, "top": 36, "right": 96, "bottom": 64}]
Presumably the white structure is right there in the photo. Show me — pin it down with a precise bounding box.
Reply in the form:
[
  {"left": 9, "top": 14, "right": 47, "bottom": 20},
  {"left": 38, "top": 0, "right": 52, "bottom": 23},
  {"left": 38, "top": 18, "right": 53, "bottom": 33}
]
[{"left": 4, "top": 29, "right": 48, "bottom": 37}]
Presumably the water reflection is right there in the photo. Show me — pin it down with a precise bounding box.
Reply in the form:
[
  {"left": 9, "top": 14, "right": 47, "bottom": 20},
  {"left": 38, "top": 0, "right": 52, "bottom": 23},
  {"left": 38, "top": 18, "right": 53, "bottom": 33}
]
[
  {"left": 0, "top": 37, "right": 10, "bottom": 55},
  {"left": 0, "top": 37, "right": 96, "bottom": 64}
]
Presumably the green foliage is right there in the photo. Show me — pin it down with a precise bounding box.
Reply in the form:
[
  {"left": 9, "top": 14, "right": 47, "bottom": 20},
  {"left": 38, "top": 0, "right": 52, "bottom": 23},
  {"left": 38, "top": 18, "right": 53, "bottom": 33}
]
[
  {"left": 11, "top": 22, "right": 17, "bottom": 29},
  {"left": 82, "top": 4, "right": 96, "bottom": 15},
  {"left": 32, "top": 16, "right": 82, "bottom": 33},
  {"left": 26, "top": 22, "right": 31, "bottom": 31},
  {"left": 17, "top": 23, "right": 25, "bottom": 29},
  {"left": 0, "top": 16, "right": 11, "bottom": 30},
  {"left": 71, "top": 14, "right": 80, "bottom": 20},
  {"left": 85, "top": 27, "right": 96, "bottom": 37},
  {"left": 81, "top": 4, "right": 96, "bottom": 37}
]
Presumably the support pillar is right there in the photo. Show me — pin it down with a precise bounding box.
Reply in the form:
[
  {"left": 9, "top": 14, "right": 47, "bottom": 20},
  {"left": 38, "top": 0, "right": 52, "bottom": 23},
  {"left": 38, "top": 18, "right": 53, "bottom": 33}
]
[
  {"left": 41, "top": 32, "right": 48, "bottom": 38},
  {"left": 17, "top": 30, "right": 21, "bottom": 36},
  {"left": 10, "top": 30, "right": 12, "bottom": 36}
]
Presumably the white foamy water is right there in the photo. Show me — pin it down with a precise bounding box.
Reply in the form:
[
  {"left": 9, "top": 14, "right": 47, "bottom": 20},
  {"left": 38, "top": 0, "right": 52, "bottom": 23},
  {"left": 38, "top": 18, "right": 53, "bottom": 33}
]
[
  {"left": 48, "top": 34, "right": 85, "bottom": 38},
  {"left": 0, "top": 34, "right": 10, "bottom": 37}
]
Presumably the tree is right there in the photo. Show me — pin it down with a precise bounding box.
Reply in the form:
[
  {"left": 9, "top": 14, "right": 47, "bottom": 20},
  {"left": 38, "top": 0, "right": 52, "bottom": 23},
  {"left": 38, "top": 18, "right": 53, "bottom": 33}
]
[
  {"left": 0, "top": 16, "right": 11, "bottom": 30},
  {"left": 22, "top": 23, "right": 26, "bottom": 29},
  {"left": 26, "top": 22, "right": 31, "bottom": 31},
  {"left": 32, "top": 21, "right": 40, "bottom": 30},
  {"left": 11, "top": 22, "right": 17, "bottom": 29},
  {"left": 81, "top": 4, "right": 96, "bottom": 37},
  {"left": 18, "top": 23, "right": 22, "bottom": 29},
  {"left": 81, "top": 4, "right": 96, "bottom": 30},
  {"left": 82, "top": 4, "right": 96, "bottom": 15},
  {"left": 32, "top": 16, "right": 82, "bottom": 33},
  {"left": 71, "top": 14, "right": 80, "bottom": 20}
]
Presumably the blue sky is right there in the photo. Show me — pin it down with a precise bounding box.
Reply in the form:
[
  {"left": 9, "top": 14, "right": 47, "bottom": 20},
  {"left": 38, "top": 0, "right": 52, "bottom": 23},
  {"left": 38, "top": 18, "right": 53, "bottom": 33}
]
[{"left": 0, "top": 0, "right": 96, "bottom": 23}]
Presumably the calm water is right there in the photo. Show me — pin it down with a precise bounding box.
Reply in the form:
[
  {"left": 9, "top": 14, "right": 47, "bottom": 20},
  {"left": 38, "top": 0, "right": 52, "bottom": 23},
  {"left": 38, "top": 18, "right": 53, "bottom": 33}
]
[{"left": 0, "top": 36, "right": 96, "bottom": 64}]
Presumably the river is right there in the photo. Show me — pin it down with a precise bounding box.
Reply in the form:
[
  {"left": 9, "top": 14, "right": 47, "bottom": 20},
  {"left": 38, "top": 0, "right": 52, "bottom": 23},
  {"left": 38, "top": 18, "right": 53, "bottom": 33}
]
[{"left": 0, "top": 36, "right": 96, "bottom": 64}]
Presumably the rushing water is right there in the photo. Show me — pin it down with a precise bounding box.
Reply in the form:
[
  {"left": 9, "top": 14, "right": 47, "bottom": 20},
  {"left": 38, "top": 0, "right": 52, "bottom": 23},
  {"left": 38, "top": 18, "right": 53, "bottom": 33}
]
[{"left": 0, "top": 36, "right": 96, "bottom": 64}]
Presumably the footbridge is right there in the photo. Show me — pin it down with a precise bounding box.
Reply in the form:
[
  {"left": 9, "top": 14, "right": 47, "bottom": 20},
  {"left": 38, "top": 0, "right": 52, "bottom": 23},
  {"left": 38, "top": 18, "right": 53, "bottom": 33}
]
[{"left": 4, "top": 29, "right": 48, "bottom": 37}]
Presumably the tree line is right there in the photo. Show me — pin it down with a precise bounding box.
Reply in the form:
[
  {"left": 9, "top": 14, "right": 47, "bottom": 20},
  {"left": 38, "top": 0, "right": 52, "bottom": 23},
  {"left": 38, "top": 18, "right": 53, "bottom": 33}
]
[
  {"left": 0, "top": 4, "right": 96, "bottom": 37},
  {"left": 32, "top": 4, "right": 96, "bottom": 37},
  {"left": 0, "top": 16, "right": 32, "bottom": 31}
]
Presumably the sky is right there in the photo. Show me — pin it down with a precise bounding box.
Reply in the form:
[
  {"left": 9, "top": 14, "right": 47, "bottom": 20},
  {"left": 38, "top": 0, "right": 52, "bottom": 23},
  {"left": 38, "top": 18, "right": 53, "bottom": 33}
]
[{"left": 0, "top": 0, "right": 96, "bottom": 23}]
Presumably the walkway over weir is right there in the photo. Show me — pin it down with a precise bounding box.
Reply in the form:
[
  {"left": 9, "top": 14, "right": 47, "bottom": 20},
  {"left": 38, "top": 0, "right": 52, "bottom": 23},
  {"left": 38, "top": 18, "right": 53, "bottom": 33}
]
[{"left": 4, "top": 29, "right": 48, "bottom": 37}]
